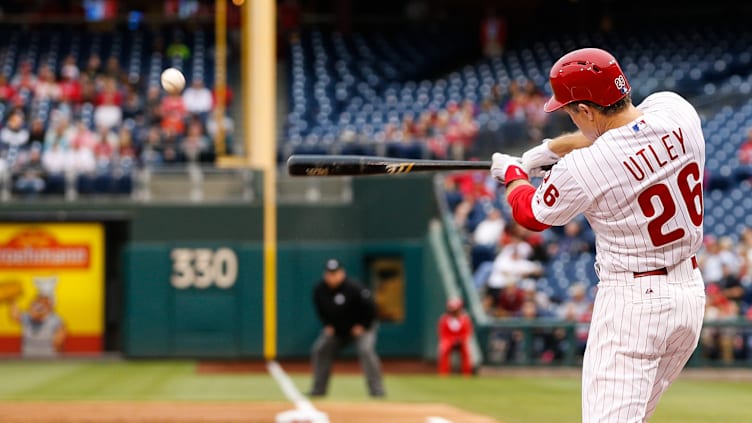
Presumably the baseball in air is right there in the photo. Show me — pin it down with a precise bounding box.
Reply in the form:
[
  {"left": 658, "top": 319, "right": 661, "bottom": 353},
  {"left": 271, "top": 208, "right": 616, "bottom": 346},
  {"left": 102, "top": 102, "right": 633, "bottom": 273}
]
[{"left": 160, "top": 67, "right": 185, "bottom": 94}]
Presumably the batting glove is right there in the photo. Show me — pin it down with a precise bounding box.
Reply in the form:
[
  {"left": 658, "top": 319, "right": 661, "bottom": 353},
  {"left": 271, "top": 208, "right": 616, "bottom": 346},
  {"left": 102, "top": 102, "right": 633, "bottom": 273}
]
[
  {"left": 491, "top": 153, "right": 528, "bottom": 185},
  {"left": 521, "top": 138, "right": 560, "bottom": 177}
]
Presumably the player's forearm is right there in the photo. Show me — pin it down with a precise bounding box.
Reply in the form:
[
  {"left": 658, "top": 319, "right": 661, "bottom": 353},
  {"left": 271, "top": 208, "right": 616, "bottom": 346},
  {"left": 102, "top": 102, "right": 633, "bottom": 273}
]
[
  {"left": 548, "top": 131, "right": 592, "bottom": 157},
  {"left": 505, "top": 181, "right": 550, "bottom": 232},
  {"left": 505, "top": 179, "right": 532, "bottom": 197}
]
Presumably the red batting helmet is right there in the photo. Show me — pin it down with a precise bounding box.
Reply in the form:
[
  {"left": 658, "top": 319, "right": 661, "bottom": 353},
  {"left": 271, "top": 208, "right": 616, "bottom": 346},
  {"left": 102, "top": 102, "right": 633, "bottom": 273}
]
[{"left": 544, "top": 48, "right": 630, "bottom": 112}]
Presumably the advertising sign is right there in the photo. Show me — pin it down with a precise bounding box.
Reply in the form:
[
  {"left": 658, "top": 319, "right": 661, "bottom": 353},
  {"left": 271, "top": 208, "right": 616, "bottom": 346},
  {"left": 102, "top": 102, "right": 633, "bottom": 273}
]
[{"left": 0, "top": 223, "right": 104, "bottom": 357}]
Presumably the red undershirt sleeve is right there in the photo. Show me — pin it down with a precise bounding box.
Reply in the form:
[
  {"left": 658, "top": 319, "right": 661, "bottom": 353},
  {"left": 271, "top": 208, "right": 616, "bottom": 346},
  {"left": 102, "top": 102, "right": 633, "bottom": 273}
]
[{"left": 507, "top": 185, "right": 551, "bottom": 232}]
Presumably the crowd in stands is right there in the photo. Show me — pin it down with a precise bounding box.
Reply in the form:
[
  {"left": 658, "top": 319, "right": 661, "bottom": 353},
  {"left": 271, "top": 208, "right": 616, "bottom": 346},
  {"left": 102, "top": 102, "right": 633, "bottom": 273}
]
[
  {"left": 370, "top": 79, "right": 551, "bottom": 162},
  {"left": 0, "top": 41, "right": 233, "bottom": 197},
  {"left": 443, "top": 164, "right": 752, "bottom": 364}
]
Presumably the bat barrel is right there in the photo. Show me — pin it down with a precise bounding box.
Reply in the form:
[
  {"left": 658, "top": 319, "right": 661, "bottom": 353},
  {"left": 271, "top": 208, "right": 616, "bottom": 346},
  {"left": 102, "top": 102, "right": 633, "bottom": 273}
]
[{"left": 287, "top": 155, "right": 491, "bottom": 176}]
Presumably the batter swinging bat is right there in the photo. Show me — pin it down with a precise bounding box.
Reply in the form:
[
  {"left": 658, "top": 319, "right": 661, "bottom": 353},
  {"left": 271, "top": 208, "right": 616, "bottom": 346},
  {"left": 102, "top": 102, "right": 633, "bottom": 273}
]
[{"left": 287, "top": 155, "right": 492, "bottom": 176}]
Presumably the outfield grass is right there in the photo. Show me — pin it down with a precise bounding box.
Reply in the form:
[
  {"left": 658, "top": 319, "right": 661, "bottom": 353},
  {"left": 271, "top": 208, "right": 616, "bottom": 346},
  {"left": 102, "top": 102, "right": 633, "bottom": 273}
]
[{"left": 0, "top": 361, "right": 750, "bottom": 422}]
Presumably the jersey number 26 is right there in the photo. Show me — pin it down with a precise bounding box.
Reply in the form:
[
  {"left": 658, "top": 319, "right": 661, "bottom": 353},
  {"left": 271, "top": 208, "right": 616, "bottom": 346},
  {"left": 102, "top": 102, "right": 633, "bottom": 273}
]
[{"left": 637, "top": 162, "right": 703, "bottom": 247}]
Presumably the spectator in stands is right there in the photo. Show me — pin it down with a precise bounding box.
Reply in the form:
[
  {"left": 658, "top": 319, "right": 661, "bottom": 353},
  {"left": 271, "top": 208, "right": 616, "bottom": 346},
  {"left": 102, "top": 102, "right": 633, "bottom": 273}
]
[
  {"left": 717, "top": 261, "right": 745, "bottom": 310},
  {"left": 473, "top": 207, "right": 505, "bottom": 248},
  {"left": 504, "top": 80, "right": 525, "bottom": 121},
  {"left": 70, "top": 121, "right": 97, "bottom": 151},
  {"left": 84, "top": 54, "right": 102, "bottom": 79},
  {"left": 28, "top": 118, "right": 46, "bottom": 146},
  {"left": 140, "top": 126, "right": 165, "bottom": 167},
  {"left": 161, "top": 89, "right": 187, "bottom": 123},
  {"left": 719, "top": 235, "right": 742, "bottom": 275},
  {"left": 79, "top": 73, "right": 98, "bottom": 105},
  {"left": 547, "top": 220, "right": 594, "bottom": 258},
  {"left": 520, "top": 279, "right": 552, "bottom": 315},
  {"left": 705, "top": 237, "right": 745, "bottom": 314},
  {"left": 277, "top": 0, "right": 302, "bottom": 44},
  {"left": 160, "top": 131, "right": 182, "bottom": 164},
  {"left": 59, "top": 64, "right": 83, "bottom": 105},
  {"left": 60, "top": 54, "right": 80, "bottom": 82},
  {"left": 94, "top": 77, "right": 123, "bottom": 131},
  {"left": 205, "top": 111, "right": 235, "bottom": 154},
  {"left": 437, "top": 298, "right": 474, "bottom": 376},
  {"left": 213, "top": 82, "right": 234, "bottom": 109},
  {"left": 740, "top": 227, "right": 752, "bottom": 286},
  {"left": 522, "top": 80, "right": 549, "bottom": 142},
  {"left": 454, "top": 169, "right": 494, "bottom": 201},
  {"left": 43, "top": 116, "right": 73, "bottom": 151},
  {"left": 454, "top": 192, "right": 491, "bottom": 236},
  {"left": 401, "top": 113, "right": 418, "bottom": 143},
  {"left": 69, "top": 143, "right": 96, "bottom": 184},
  {"left": 41, "top": 138, "right": 68, "bottom": 176},
  {"left": 33, "top": 65, "right": 61, "bottom": 101},
  {"left": 122, "top": 84, "right": 145, "bottom": 121},
  {"left": 738, "top": 127, "right": 752, "bottom": 165},
  {"left": 516, "top": 298, "right": 563, "bottom": 362},
  {"left": 93, "top": 127, "right": 116, "bottom": 167},
  {"left": 161, "top": 109, "right": 186, "bottom": 141},
  {"left": 557, "top": 282, "right": 593, "bottom": 354},
  {"left": 1, "top": 111, "right": 30, "bottom": 153},
  {"left": 166, "top": 32, "right": 191, "bottom": 60},
  {"left": 0, "top": 74, "right": 17, "bottom": 104},
  {"left": 702, "top": 283, "right": 740, "bottom": 363},
  {"left": 485, "top": 226, "right": 543, "bottom": 317},
  {"left": 442, "top": 176, "right": 464, "bottom": 214},
  {"left": 104, "top": 56, "right": 126, "bottom": 85},
  {"left": 486, "top": 279, "right": 523, "bottom": 319},
  {"left": 182, "top": 118, "right": 212, "bottom": 163},
  {"left": 11, "top": 60, "right": 36, "bottom": 93},
  {"left": 480, "top": 6, "right": 507, "bottom": 58},
  {"left": 450, "top": 100, "right": 479, "bottom": 160},
  {"left": 117, "top": 126, "right": 137, "bottom": 161},
  {"left": 470, "top": 207, "right": 505, "bottom": 270},
  {"left": 12, "top": 142, "right": 45, "bottom": 195},
  {"left": 144, "top": 85, "right": 164, "bottom": 125},
  {"left": 699, "top": 235, "right": 724, "bottom": 285},
  {"left": 489, "top": 83, "right": 507, "bottom": 109},
  {"left": 182, "top": 78, "right": 213, "bottom": 118}
]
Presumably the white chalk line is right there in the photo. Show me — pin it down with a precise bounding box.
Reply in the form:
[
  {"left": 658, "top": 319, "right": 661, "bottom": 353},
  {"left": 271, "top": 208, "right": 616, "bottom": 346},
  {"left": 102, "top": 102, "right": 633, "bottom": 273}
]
[
  {"left": 267, "top": 360, "right": 329, "bottom": 422},
  {"left": 267, "top": 360, "right": 454, "bottom": 423}
]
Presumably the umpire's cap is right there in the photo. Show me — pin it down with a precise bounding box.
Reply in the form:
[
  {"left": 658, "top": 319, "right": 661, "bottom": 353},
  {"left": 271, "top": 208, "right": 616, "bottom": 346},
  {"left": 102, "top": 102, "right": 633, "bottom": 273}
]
[{"left": 325, "top": 258, "right": 343, "bottom": 272}]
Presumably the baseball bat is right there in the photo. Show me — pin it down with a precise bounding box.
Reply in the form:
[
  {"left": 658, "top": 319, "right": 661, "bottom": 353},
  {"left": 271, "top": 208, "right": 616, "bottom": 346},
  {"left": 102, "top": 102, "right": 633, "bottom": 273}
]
[{"left": 287, "top": 154, "right": 492, "bottom": 176}]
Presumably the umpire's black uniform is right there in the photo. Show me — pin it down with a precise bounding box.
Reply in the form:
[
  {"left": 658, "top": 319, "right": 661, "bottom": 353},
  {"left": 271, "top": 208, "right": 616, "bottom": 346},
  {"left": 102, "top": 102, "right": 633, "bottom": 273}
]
[{"left": 309, "top": 259, "right": 385, "bottom": 397}]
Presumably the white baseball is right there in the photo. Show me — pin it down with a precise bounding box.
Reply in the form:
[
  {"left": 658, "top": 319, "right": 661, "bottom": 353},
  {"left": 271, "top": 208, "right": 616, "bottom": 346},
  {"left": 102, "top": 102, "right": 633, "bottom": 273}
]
[{"left": 161, "top": 67, "right": 185, "bottom": 94}]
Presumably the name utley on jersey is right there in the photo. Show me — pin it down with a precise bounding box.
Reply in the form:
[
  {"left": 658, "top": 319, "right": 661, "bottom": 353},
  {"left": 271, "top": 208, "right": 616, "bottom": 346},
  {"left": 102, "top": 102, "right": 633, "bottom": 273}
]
[{"left": 532, "top": 92, "right": 705, "bottom": 276}]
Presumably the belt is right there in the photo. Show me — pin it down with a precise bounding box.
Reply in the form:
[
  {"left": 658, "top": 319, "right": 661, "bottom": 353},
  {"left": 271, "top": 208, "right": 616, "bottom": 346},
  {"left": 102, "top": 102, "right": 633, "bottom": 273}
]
[{"left": 633, "top": 256, "right": 698, "bottom": 278}]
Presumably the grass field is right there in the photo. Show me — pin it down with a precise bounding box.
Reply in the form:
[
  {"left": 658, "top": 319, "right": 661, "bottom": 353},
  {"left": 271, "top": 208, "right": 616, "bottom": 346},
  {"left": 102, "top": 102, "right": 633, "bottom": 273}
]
[{"left": 0, "top": 360, "right": 750, "bottom": 422}]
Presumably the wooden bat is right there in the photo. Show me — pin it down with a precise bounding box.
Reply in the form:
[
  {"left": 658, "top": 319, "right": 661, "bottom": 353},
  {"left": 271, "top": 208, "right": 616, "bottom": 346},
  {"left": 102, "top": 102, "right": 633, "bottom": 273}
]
[{"left": 287, "top": 155, "right": 492, "bottom": 176}]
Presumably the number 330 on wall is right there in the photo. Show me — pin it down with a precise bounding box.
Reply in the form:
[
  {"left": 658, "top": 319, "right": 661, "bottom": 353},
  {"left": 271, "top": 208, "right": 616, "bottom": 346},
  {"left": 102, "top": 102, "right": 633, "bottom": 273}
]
[{"left": 170, "top": 248, "right": 239, "bottom": 289}]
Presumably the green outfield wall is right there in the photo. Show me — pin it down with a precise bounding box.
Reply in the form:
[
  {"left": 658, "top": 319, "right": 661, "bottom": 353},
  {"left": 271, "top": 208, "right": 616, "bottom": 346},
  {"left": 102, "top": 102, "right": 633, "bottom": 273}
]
[{"left": 0, "top": 174, "right": 452, "bottom": 359}]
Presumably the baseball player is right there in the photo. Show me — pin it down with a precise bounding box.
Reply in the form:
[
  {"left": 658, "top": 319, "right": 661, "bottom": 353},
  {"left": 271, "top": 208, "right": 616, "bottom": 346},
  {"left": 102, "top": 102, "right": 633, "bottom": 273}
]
[{"left": 491, "top": 47, "right": 706, "bottom": 422}]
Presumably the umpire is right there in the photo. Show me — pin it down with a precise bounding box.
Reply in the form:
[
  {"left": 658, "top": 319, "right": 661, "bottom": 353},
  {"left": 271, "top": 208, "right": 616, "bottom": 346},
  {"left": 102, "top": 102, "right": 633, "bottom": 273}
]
[{"left": 308, "top": 258, "right": 386, "bottom": 397}]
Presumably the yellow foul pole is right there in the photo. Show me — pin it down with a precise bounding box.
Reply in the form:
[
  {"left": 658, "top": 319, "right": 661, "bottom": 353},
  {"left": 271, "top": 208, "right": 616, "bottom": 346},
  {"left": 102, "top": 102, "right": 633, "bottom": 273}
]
[
  {"left": 214, "top": 0, "right": 227, "bottom": 156},
  {"left": 243, "top": 0, "right": 277, "bottom": 360}
]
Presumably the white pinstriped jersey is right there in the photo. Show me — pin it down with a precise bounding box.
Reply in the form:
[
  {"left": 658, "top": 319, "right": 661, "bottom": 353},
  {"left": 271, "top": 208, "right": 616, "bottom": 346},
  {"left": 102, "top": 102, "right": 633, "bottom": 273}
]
[{"left": 531, "top": 91, "right": 705, "bottom": 275}]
